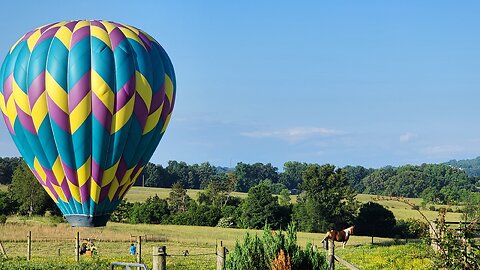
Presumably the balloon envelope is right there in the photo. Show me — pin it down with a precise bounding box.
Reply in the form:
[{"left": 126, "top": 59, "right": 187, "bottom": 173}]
[{"left": 0, "top": 20, "right": 176, "bottom": 227}]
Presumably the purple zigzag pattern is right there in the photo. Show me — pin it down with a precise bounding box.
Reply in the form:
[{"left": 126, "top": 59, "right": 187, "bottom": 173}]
[
  {"left": 28, "top": 71, "right": 46, "bottom": 108},
  {"left": 115, "top": 74, "right": 135, "bottom": 113},
  {"left": 68, "top": 71, "right": 91, "bottom": 113}
]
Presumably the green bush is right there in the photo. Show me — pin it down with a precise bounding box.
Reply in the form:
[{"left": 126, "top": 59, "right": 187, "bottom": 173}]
[
  {"left": 394, "top": 219, "right": 429, "bottom": 239},
  {"left": 225, "top": 223, "right": 327, "bottom": 270},
  {"left": 0, "top": 214, "right": 6, "bottom": 224}
]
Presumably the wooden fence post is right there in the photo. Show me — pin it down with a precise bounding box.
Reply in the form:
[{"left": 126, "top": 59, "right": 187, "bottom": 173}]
[
  {"left": 27, "top": 231, "right": 31, "bottom": 261},
  {"left": 137, "top": 236, "right": 142, "bottom": 264},
  {"left": 153, "top": 246, "right": 167, "bottom": 270},
  {"left": 328, "top": 239, "right": 334, "bottom": 270},
  {"left": 217, "top": 241, "right": 226, "bottom": 270},
  {"left": 75, "top": 231, "right": 80, "bottom": 262}
]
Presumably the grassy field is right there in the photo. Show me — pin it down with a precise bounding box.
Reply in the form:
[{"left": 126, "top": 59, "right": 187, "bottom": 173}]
[
  {"left": 0, "top": 184, "right": 7, "bottom": 191},
  {"left": 0, "top": 216, "right": 432, "bottom": 270}
]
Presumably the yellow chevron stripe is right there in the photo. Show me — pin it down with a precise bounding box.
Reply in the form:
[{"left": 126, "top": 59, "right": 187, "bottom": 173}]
[
  {"left": 90, "top": 179, "right": 101, "bottom": 203},
  {"left": 92, "top": 70, "right": 114, "bottom": 113},
  {"left": 101, "top": 21, "right": 117, "bottom": 34},
  {"left": 31, "top": 92, "right": 48, "bottom": 131},
  {"left": 108, "top": 179, "right": 119, "bottom": 201},
  {"left": 130, "top": 166, "right": 144, "bottom": 186},
  {"left": 117, "top": 183, "right": 131, "bottom": 200},
  {"left": 67, "top": 181, "right": 81, "bottom": 203},
  {"left": 135, "top": 71, "right": 152, "bottom": 111},
  {"left": 0, "top": 93, "right": 5, "bottom": 114},
  {"left": 70, "top": 92, "right": 91, "bottom": 133},
  {"left": 44, "top": 187, "right": 58, "bottom": 203},
  {"left": 111, "top": 96, "right": 134, "bottom": 134},
  {"left": 52, "top": 157, "right": 65, "bottom": 185},
  {"left": 46, "top": 71, "right": 68, "bottom": 113},
  {"left": 26, "top": 29, "right": 42, "bottom": 52},
  {"left": 12, "top": 79, "right": 31, "bottom": 114},
  {"left": 161, "top": 114, "right": 172, "bottom": 133},
  {"left": 72, "top": 20, "right": 90, "bottom": 33},
  {"left": 77, "top": 157, "right": 91, "bottom": 187},
  {"left": 119, "top": 167, "right": 135, "bottom": 186},
  {"left": 118, "top": 27, "right": 145, "bottom": 50},
  {"left": 55, "top": 26, "right": 73, "bottom": 49},
  {"left": 165, "top": 75, "right": 174, "bottom": 103},
  {"left": 52, "top": 184, "right": 67, "bottom": 202},
  {"left": 6, "top": 95, "right": 17, "bottom": 129},
  {"left": 33, "top": 158, "right": 47, "bottom": 184},
  {"left": 121, "top": 24, "right": 139, "bottom": 35},
  {"left": 102, "top": 159, "right": 120, "bottom": 187},
  {"left": 143, "top": 103, "right": 163, "bottom": 135},
  {"left": 91, "top": 25, "right": 112, "bottom": 49}
]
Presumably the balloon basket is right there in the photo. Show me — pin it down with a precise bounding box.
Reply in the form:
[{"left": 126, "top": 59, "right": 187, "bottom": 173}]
[{"left": 65, "top": 214, "right": 111, "bottom": 227}]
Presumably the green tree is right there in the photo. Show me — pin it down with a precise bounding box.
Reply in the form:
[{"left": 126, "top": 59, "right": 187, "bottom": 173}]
[
  {"left": 129, "top": 195, "right": 170, "bottom": 224},
  {"left": 462, "top": 191, "right": 480, "bottom": 221},
  {"left": 167, "top": 182, "right": 192, "bottom": 213},
  {"left": 8, "top": 161, "right": 52, "bottom": 216},
  {"left": 278, "top": 188, "right": 291, "bottom": 207},
  {"left": 293, "top": 164, "right": 357, "bottom": 232},
  {"left": 110, "top": 200, "right": 134, "bottom": 223},
  {"left": 279, "top": 161, "right": 307, "bottom": 190},
  {"left": 142, "top": 162, "right": 172, "bottom": 187},
  {"left": 342, "top": 165, "right": 372, "bottom": 193},
  {"left": 240, "top": 183, "right": 286, "bottom": 229},
  {"left": 356, "top": 202, "right": 396, "bottom": 243},
  {"left": 234, "top": 162, "right": 280, "bottom": 192},
  {"left": 0, "top": 190, "right": 17, "bottom": 215},
  {"left": 0, "top": 157, "right": 22, "bottom": 185}
]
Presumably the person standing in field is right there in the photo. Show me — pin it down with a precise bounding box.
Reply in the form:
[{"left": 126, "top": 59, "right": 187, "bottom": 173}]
[{"left": 130, "top": 244, "right": 137, "bottom": 255}]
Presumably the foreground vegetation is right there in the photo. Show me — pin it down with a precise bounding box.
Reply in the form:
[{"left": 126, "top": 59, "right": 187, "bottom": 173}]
[{"left": 0, "top": 216, "right": 432, "bottom": 270}]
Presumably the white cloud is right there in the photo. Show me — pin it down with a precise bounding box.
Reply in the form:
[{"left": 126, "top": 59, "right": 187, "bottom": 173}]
[
  {"left": 241, "top": 127, "right": 341, "bottom": 142},
  {"left": 399, "top": 132, "right": 417, "bottom": 142}
]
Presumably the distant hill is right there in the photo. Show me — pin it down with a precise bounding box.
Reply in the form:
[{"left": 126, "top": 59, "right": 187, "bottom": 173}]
[{"left": 444, "top": 156, "right": 480, "bottom": 177}]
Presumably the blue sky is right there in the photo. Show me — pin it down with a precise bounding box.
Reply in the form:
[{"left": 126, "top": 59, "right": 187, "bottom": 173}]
[{"left": 1, "top": 1, "right": 480, "bottom": 169}]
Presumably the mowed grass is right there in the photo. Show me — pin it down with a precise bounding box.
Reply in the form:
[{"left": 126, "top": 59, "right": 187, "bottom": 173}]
[
  {"left": 126, "top": 187, "right": 463, "bottom": 222},
  {"left": 0, "top": 216, "right": 419, "bottom": 270},
  {"left": 355, "top": 194, "right": 463, "bottom": 222},
  {"left": 125, "top": 186, "right": 247, "bottom": 203}
]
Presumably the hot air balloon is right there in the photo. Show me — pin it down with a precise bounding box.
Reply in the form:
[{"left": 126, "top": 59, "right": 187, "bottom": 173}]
[{"left": 0, "top": 20, "right": 176, "bottom": 227}]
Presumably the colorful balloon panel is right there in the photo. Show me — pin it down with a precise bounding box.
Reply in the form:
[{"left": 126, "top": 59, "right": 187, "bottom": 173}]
[{"left": 0, "top": 20, "right": 176, "bottom": 227}]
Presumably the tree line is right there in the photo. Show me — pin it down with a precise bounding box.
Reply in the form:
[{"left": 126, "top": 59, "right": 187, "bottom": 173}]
[
  {"left": 1, "top": 157, "right": 478, "bottom": 205},
  {"left": 143, "top": 160, "right": 478, "bottom": 204}
]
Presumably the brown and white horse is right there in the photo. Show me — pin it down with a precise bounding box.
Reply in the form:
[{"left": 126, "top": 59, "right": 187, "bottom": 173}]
[{"left": 322, "top": 225, "right": 355, "bottom": 248}]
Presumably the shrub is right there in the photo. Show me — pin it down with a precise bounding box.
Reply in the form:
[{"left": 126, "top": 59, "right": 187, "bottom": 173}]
[
  {"left": 0, "top": 214, "right": 6, "bottom": 224},
  {"left": 428, "top": 205, "right": 436, "bottom": 211},
  {"left": 225, "top": 223, "right": 327, "bottom": 270},
  {"left": 394, "top": 219, "right": 429, "bottom": 239}
]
